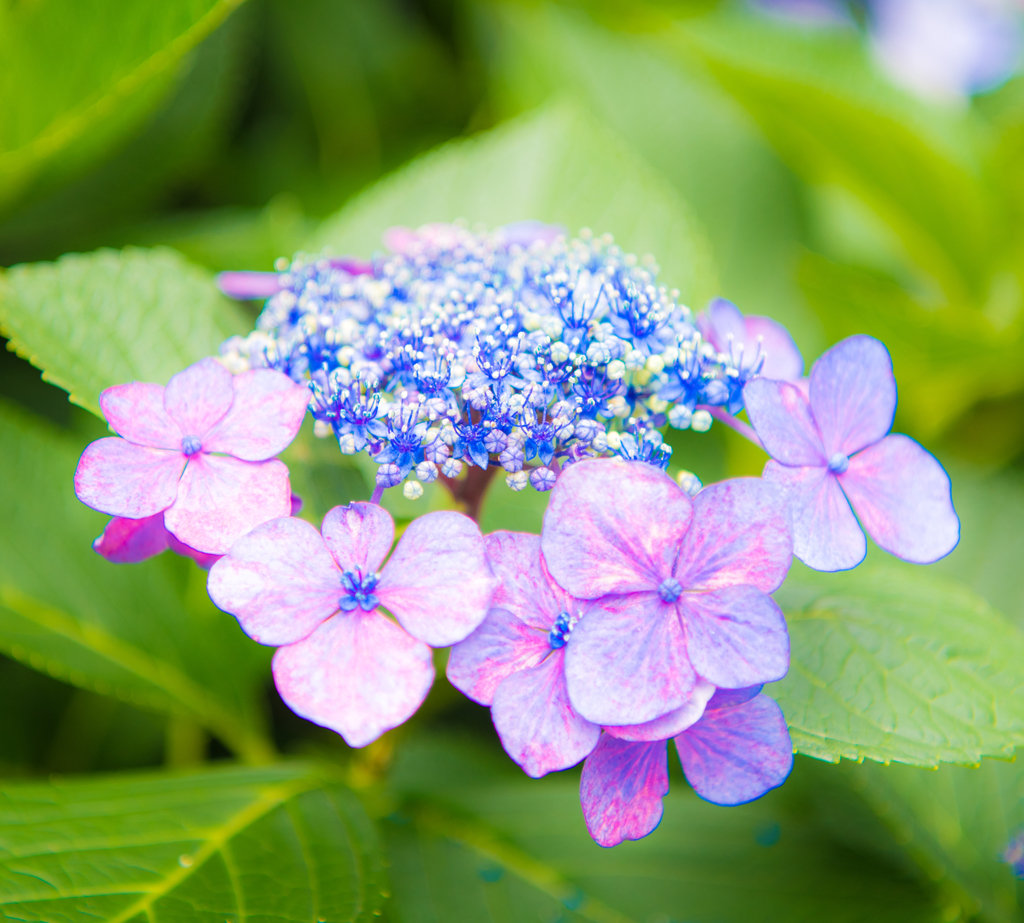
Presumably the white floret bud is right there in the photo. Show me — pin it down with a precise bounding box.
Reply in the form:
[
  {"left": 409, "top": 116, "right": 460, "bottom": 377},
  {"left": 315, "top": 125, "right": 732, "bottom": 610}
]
[
  {"left": 691, "top": 409, "right": 713, "bottom": 432},
  {"left": 624, "top": 349, "right": 647, "bottom": 371},
  {"left": 645, "top": 354, "right": 665, "bottom": 375},
  {"left": 337, "top": 346, "right": 355, "bottom": 367},
  {"left": 415, "top": 461, "right": 438, "bottom": 483},
  {"left": 338, "top": 433, "right": 358, "bottom": 454},
  {"left": 313, "top": 420, "right": 333, "bottom": 439},
  {"left": 606, "top": 359, "right": 626, "bottom": 380},
  {"left": 506, "top": 470, "right": 529, "bottom": 491},
  {"left": 541, "top": 317, "right": 564, "bottom": 339},
  {"left": 591, "top": 431, "right": 609, "bottom": 452},
  {"left": 441, "top": 458, "right": 463, "bottom": 478},
  {"left": 607, "top": 396, "right": 630, "bottom": 418},
  {"left": 550, "top": 342, "right": 570, "bottom": 364},
  {"left": 587, "top": 342, "right": 612, "bottom": 365},
  {"left": 668, "top": 405, "right": 693, "bottom": 429},
  {"left": 402, "top": 481, "right": 424, "bottom": 500},
  {"left": 605, "top": 431, "right": 623, "bottom": 451},
  {"left": 676, "top": 470, "right": 703, "bottom": 497},
  {"left": 647, "top": 397, "right": 669, "bottom": 414}
]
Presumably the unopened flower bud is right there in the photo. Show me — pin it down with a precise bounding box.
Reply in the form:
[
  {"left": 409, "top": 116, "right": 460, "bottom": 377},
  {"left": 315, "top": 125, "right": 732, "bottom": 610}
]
[
  {"left": 402, "top": 481, "right": 424, "bottom": 500},
  {"left": 645, "top": 354, "right": 665, "bottom": 375},
  {"left": 415, "top": 461, "right": 438, "bottom": 483},
  {"left": 606, "top": 359, "right": 626, "bottom": 380},
  {"left": 691, "top": 410, "right": 713, "bottom": 432},
  {"left": 676, "top": 470, "right": 702, "bottom": 497},
  {"left": 530, "top": 467, "right": 558, "bottom": 491},
  {"left": 313, "top": 420, "right": 333, "bottom": 439},
  {"left": 668, "top": 405, "right": 693, "bottom": 430},
  {"left": 441, "top": 458, "right": 463, "bottom": 478},
  {"left": 506, "top": 470, "right": 529, "bottom": 491}
]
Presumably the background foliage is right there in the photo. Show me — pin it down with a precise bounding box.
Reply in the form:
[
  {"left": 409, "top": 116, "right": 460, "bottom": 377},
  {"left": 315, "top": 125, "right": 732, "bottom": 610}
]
[{"left": 2, "top": 1, "right": 1024, "bottom": 920}]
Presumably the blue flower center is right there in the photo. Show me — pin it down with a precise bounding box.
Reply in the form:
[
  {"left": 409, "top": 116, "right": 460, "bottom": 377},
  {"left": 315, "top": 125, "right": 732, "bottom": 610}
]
[
  {"left": 339, "top": 569, "right": 380, "bottom": 612},
  {"left": 181, "top": 435, "right": 203, "bottom": 456},
  {"left": 658, "top": 577, "right": 683, "bottom": 603},
  {"left": 827, "top": 452, "right": 850, "bottom": 474},
  {"left": 548, "top": 611, "right": 575, "bottom": 649}
]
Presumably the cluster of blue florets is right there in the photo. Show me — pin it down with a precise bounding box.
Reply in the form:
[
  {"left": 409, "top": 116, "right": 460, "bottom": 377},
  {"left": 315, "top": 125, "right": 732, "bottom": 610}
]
[{"left": 219, "top": 223, "right": 762, "bottom": 494}]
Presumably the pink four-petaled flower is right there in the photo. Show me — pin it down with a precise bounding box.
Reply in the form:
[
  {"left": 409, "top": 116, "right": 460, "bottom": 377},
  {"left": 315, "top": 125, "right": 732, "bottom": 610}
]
[{"left": 698, "top": 298, "right": 804, "bottom": 382}]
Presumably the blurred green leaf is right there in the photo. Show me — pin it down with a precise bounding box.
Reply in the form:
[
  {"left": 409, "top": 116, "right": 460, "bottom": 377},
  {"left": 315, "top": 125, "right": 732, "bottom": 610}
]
[
  {"left": 774, "top": 563, "right": 1024, "bottom": 767},
  {"left": 0, "top": 762, "right": 385, "bottom": 922},
  {"left": 0, "top": 401, "right": 272, "bottom": 762},
  {"left": 312, "top": 102, "right": 718, "bottom": 305},
  {"left": 0, "top": 247, "right": 248, "bottom": 416}
]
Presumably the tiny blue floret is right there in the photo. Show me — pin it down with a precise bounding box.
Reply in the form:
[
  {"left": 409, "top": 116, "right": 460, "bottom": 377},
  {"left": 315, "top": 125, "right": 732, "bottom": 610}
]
[
  {"left": 181, "top": 435, "right": 203, "bottom": 456},
  {"left": 339, "top": 569, "right": 381, "bottom": 612},
  {"left": 827, "top": 452, "right": 850, "bottom": 474},
  {"left": 658, "top": 577, "right": 683, "bottom": 603}
]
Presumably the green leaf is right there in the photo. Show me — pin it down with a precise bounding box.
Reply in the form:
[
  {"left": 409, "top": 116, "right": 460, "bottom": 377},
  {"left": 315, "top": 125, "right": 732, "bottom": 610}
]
[
  {"left": 774, "top": 562, "right": 1024, "bottom": 767},
  {"left": 378, "top": 737, "right": 941, "bottom": 923},
  {"left": 0, "top": 0, "right": 249, "bottom": 212},
  {"left": 311, "top": 102, "right": 718, "bottom": 306},
  {"left": 0, "top": 762, "right": 386, "bottom": 923},
  {"left": 0, "top": 400, "right": 273, "bottom": 762},
  {"left": 0, "top": 247, "right": 249, "bottom": 416}
]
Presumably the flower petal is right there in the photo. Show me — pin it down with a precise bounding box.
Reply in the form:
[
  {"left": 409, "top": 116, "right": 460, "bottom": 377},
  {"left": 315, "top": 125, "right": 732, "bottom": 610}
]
[
  {"left": 74, "top": 438, "right": 185, "bottom": 518},
  {"left": 93, "top": 514, "right": 169, "bottom": 564},
  {"left": 485, "top": 531, "right": 570, "bottom": 631},
  {"left": 542, "top": 458, "right": 691, "bottom": 598},
  {"left": 673, "top": 478, "right": 792, "bottom": 593},
  {"left": 840, "top": 433, "right": 959, "bottom": 564},
  {"left": 706, "top": 685, "right": 763, "bottom": 709},
  {"left": 446, "top": 607, "right": 549, "bottom": 705},
  {"left": 679, "top": 586, "right": 789, "bottom": 689},
  {"left": 163, "top": 357, "right": 234, "bottom": 439},
  {"left": 744, "top": 315, "right": 804, "bottom": 382},
  {"left": 809, "top": 335, "right": 896, "bottom": 457},
  {"left": 321, "top": 502, "right": 395, "bottom": 574},
  {"left": 699, "top": 298, "right": 746, "bottom": 346},
  {"left": 216, "top": 270, "right": 283, "bottom": 300},
  {"left": 207, "top": 516, "right": 341, "bottom": 646},
  {"left": 580, "top": 736, "right": 668, "bottom": 848},
  {"left": 164, "top": 454, "right": 292, "bottom": 554},
  {"left": 742, "top": 379, "right": 825, "bottom": 466},
  {"left": 491, "top": 651, "right": 600, "bottom": 777},
  {"left": 99, "top": 383, "right": 181, "bottom": 449},
  {"left": 763, "top": 460, "right": 866, "bottom": 571},
  {"left": 272, "top": 610, "right": 434, "bottom": 748},
  {"left": 565, "top": 592, "right": 696, "bottom": 726},
  {"left": 203, "top": 369, "right": 310, "bottom": 460},
  {"left": 675, "top": 694, "right": 793, "bottom": 805},
  {"left": 604, "top": 678, "right": 716, "bottom": 742},
  {"left": 377, "top": 511, "right": 495, "bottom": 647}
]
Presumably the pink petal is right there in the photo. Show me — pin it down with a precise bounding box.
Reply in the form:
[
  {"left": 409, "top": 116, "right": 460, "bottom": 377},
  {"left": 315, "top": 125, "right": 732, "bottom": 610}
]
[
  {"left": 93, "top": 514, "right": 170, "bottom": 564},
  {"left": 216, "top": 271, "right": 284, "bottom": 300},
  {"left": 742, "top": 379, "right": 825, "bottom": 466},
  {"left": 604, "top": 678, "right": 716, "bottom": 742},
  {"left": 446, "top": 607, "right": 549, "bottom": 705},
  {"left": 491, "top": 650, "right": 600, "bottom": 778},
  {"left": 699, "top": 298, "right": 746, "bottom": 347},
  {"left": 320, "top": 502, "right": 395, "bottom": 574},
  {"left": 763, "top": 460, "right": 866, "bottom": 571},
  {"left": 679, "top": 586, "right": 789, "bottom": 688},
  {"left": 99, "top": 383, "right": 181, "bottom": 449},
  {"left": 272, "top": 610, "right": 434, "bottom": 748},
  {"left": 163, "top": 358, "right": 234, "bottom": 439},
  {"left": 377, "top": 511, "right": 495, "bottom": 647},
  {"left": 675, "top": 694, "right": 793, "bottom": 805},
  {"left": 580, "top": 736, "right": 668, "bottom": 848},
  {"left": 542, "top": 458, "right": 692, "bottom": 598},
  {"left": 840, "top": 434, "right": 959, "bottom": 564},
  {"left": 485, "top": 531, "right": 570, "bottom": 631},
  {"left": 810, "top": 335, "right": 896, "bottom": 457},
  {"left": 673, "top": 478, "right": 792, "bottom": 593},
  {"left": 207, "top": 516, "right": 341, "bottom": 646},
  {"left": 74, "top": 438, "right": 185, "bottom": 518},
  {"left": 564, "top": 592, "right": 696, "bottom": 726},
  {"left": 164, "top": 454, "right": 292, "bottom": 554},
  {"left": 203, "top": 370, "right": 310, "bottom": 461},
  {"left": 744, "top": 315, "right": 804, "bottom": 382}
]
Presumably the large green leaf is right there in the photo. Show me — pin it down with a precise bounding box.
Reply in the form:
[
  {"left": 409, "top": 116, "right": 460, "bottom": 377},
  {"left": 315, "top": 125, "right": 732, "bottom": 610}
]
[
  {"left": 0, "top": 401, "right": 273, "bottom": 762},
  {"left": 311, "top": 103, "right": 718, "bottom": 306},
  {"left": 0, "top": 762, "right": 385, "bottom": 923},
  {"left": 774, "top": 563, "right": 1024, "bottom": 767},
  {"left": 0, "top": 247, "right": 249, "bottom": 416}
]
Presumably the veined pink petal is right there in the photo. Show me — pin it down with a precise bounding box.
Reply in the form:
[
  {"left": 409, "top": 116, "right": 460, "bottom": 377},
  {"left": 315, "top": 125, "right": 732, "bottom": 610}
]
[
  {"left": 485, "top": 532, "right": 569, "bottom": 631},
  {"left": 164, "top": 454, "right": 291, "bottom": 554},
  {"left": 744, "top": 315, "right": 804, "bottom": 382},
  {"left": 207, "top": 516, "right": 341, "bottom": 646},
  {"left": 377, "top": 511, "right": 495, "bottom": 647},
  {"left": 272, "top": 610, "right": 434, "bottom": 748},
  {"left": 673, "top": 478, "right": 792, "bottom": 593},
  {"left": 763, "top": 461, "right": 866, "bottom": 571},
  {"left": 840, "top": 434, "right": 959, "bottom": 564},
  {"left": 542, "top": 458, "right": 692, "bottom": 598},
  {"left": 564, "top": 592, "right": 696, "bottom": 727},
  {"left": 99, "top": 383, "right": 181, "bottom": 449},
  {"left": 675, "top": 694, "right": 793, "bottom": 805},
  {"left": 446, "top": 607, "right": 549, "bottom": 705},
  {"left": 604, "top": 679, "right": 715, "bottom": 742},
  {"left": 679, "top": 586, "right": 789, "bottom": 689},
  {"left": 216, "top": 271, "right": 283, "bottom": 300},
  {"left": 321, "top": 502, "right": 395, "bottom": 574},
  {"left": 203, "top": 369, "right": 309, "bottom": 460},
  {"left": 580, "top": 736, "right": 668, "bottom": 848},
  {"left": 743, "top": 379, "right": 825, "bottom": 467},
  {"left": 163, "top": 358, "right": 234, "bottom": 439},
  {"left": 75, "top": 438, "right": 185, "bottom": 518},
  {"left": 93, "top": 514, "right": 169, "bottom": 564},
  {"left": 491, "top": 650, "right": 600, "bottom": 778},
  {"left": 810, "top": 335, "right": 896, "bottom": 457}
]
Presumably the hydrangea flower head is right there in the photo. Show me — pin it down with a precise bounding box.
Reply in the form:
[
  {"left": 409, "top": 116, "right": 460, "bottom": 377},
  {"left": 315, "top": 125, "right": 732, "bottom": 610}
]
[
  {"left": 74, "top": 358, "right": 310, "bottom": 554},
  {"left": 207, "top": 502, "right": 495, "bottom": 746},
  {"left": 541, "top": 458, "right": 792, "bottom": 727},
  {"left": 743, "top": 334, "right": 959, "bottom": 571}
]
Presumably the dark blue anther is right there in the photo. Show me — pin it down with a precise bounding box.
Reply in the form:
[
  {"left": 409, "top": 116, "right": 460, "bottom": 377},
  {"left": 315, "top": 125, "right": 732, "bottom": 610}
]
[
  {"left": 339, "top": 569, "right": 381, "bottom": 612},
  {"left": 827, "top": 452, "right": 850, "bottom": 474},
  {"left": 548, "top": 611, "right": 573, "bottom": 649},
  {"left": 658, "top": 577, "right": 683, "bottom": 604},
  {"left": 181, "top": 435, "right": 203, "bottom": 456}
]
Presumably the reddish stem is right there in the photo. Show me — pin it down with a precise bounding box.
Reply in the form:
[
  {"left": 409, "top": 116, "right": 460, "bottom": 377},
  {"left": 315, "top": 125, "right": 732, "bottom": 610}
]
[{"left": 439, "top": 465, "right": 498, "bottom": 522}]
